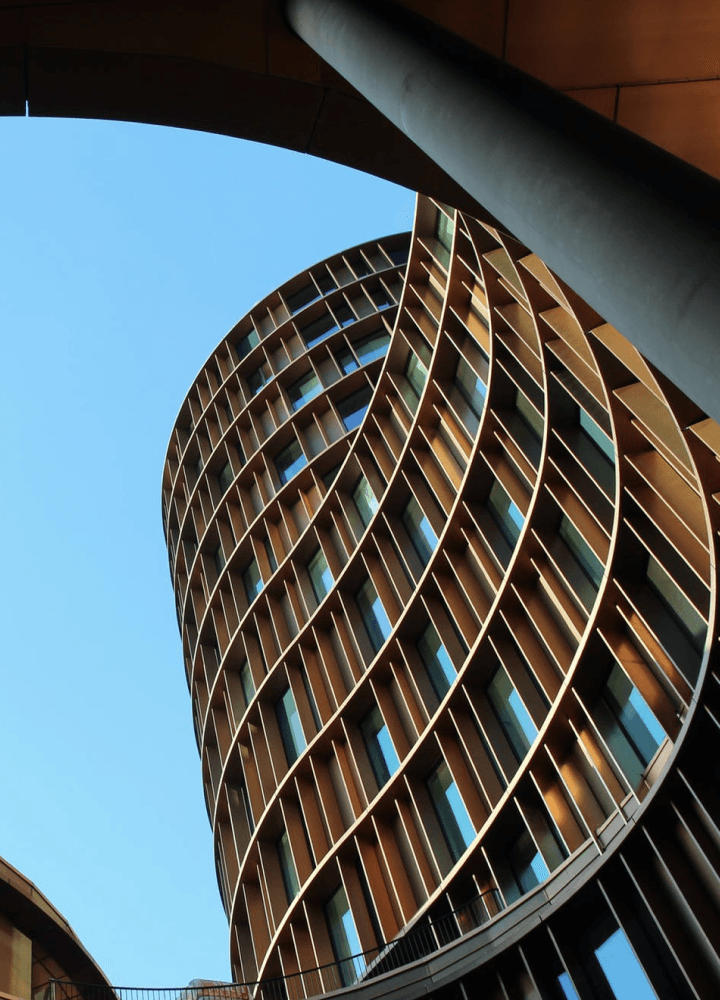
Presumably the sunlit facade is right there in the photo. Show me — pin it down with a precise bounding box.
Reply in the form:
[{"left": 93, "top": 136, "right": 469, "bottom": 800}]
[{"left": 164, "top": 198, "right": 720, "bottom": 1000}]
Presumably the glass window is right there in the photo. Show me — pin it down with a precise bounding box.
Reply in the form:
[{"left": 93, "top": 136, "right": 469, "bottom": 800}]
[
  {"left": 322, "top": 465, "right": 340, "bottom": 488},
  {"left": 333, "top": 302, "right": 356, "bottom": 327},
  {"left": 337, "top": 385, "right": 373, "bottom": 431},
  {"left": 349, "top": 255, "right": 371, "bottom": 278},
  {"left": 558, "top": 516, "right": 604, "bottom": 589},
  {"left": 276, "top": 687, "right": 306, "bottom": 765},
  {"left": 370, "top": 287, "right": 393, "bottom": 310},
  {"left": 455, "top": 354, "right": 487, "bottom": 419},
  {"left": 235, "top": 328, "right": 259, "bottom": 361},
  {"left": 264, "top": 537, "right": 277, "bottom": 574},
  {"left": 325, "top": 885, "right": 366, "bottom": 986},
  {"left": 239, "top": 659, "right": 254, "bottom": 709},
  {"left": 336, "top": 346, "right": 359, "bottom": 374},
  {"left": 402, "top": 496, "right": 438, "bottom": 567},
  {"left": 506, "top": 828, "right": 550, "bottom": 896},
  {"left": 213, "top": 543, "right": 225, "bottom": 577},
  {"left": 487, "top": 666, "right": 538, "bottom": 761},
  {"left": 300, "top": 311, "right": 339, "bottom": 348},
  {"left": 354, "top": 330, "right": 390, "bottom": 365},
  {"left": 579, "top": 407, "right": 615, "bottom": 464},
  {"left": 276, "top": 439, "right": 307, "bottom": 485},
  {"left": 403, "top": 347, "right": 430, "bottom": 408},
  {"left": 286, "top": 282, "right": 320, "bottom": 314},
  {"left": 603, "top": 662, "right": 665, "bottom": 770},
  {"left": 427, "top": 759, "right": 474, "bottom": 862},
  {"left": 387, "top": 246, "right": 409, "bottom": 266},
  {"left": 308, "top": 547, "right": 333, "bottom": 603},
  {"left": 360, "top": 705, "right": 400, "bottom": 788},
  {"left": 595, "top": 928, "right": 659, "bottom": 1000},
  {"left": 435, "top": 208, "right": 455, "bottom": 268},
  {"left": 352, "top": 476, "right": 378, "bottom": 528},
  {"left": 287, "top": 370, "right": 321, "bottom": 411},
  {"left": 417, "top": 622, "right": 457, "bottom": 698},
  {"left": 314, "top": 269, "right": 337, "bottom": 295},
  {"left": 487, "top": 481, "right": 524, "bottom": 547},
  {"left": 218, "top": 461, "right": 234, "bottom": 494},
  {"left": 646, "top": 554, "right": 705, "bottom": 651},
  {"left": 242, "top": 559, "right": 263, "bottom": 604},
  {"left": 247, "top": 364, "right": 269, "bottom": 396},
  {"left": 277, "top": 830, "right": 300, "bottom": 903},
  {"left": 356, "top": 578, "right": 392, "bottom": 654},
  {"left": 515, "top": 389, "right": 543, "bottom": 441}
]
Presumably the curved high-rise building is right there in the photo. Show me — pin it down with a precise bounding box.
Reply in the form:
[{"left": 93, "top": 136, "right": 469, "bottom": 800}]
[{"left": 163, "top": 198, "right": 720, "bottom": 1000}]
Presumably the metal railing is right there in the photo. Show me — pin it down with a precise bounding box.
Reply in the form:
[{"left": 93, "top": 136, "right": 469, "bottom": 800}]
[{"left": 48, "top": 889, "right": 502, "bottom": 1000}]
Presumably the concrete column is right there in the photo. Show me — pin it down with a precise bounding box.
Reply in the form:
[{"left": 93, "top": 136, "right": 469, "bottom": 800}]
[{"left": 285, "top": 0, "right": 720, "bottom": 425}]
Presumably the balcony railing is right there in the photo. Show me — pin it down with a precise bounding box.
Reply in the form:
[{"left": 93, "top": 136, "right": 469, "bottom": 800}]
[{"left": 48, "top": 890, "right": 501, "bottom": 1000}]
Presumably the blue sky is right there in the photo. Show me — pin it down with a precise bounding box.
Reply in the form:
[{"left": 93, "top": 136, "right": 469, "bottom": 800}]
[{"left": 0, "top": 116, "right": 414, "bottom": 987}]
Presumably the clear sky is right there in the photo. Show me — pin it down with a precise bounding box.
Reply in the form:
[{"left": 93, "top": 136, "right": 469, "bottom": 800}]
[{"left": 0, "top": 115, "right": 415, "bottom": 988}]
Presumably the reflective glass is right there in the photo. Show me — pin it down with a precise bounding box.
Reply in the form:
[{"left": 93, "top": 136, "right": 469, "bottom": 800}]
[
  {"left": 352, "top": 476, "right": 378, "bottom": 528},
  {"left": 360, "top": 705, "right": 400, "bottom": 788},
  {"left": 354, "top": 330, "right": 390, "bottom": 364},
  {"left": 402, "top": 495, "right": 438, "bottom": 567},
  {"left": 417, "top": 623, "right": 457, "bottom": 698},
  {"left": 487, "top": 481, "right": 524, "bottom": 547},
  {"left": 325, "top": 885, "right": 366, "bottom": 986},
  {"left": 276, "top": 687, "right": 306, "bottom": 765},
  {"left": 242, "top": 559, "right": 263, "bottom": 604},
  {"left": 356, "top": 578, "right": 392, "bottom": 654},
  {"left": 235, "top": 328, "right": 259, "bottom": 361},
  {"left": 427, "top": 760, "right": 474, "bottom": 862},
  {"left": 559, "top": 516, "right": 604, "bottom": 589},
  {"left": 308, "top": 548, "right": 333, "bottom": 603},
  {"left": 247, "top": 364, "right": 269, "bottom": 395},
  {"left": 507, "top": 829, "right": 550, "bottom": 894},
  {"left": 595, "top": 929, "right": 658, "bottom": 1000},
  {"left": 337, "top": 385, "right": 373, "bottom": 431},
  {"left": 455, "top": 355, "right": 487, "bottom": 418},
  {"left": 287, "top": 370, "right": 321, "bottom": 411},
  {"left": 276, "top": 439, "right": 307, "bottom": 485},
  {"left": 604, "top": 663, "right": 665, "bottom": 767},
  {"left": 487, "top": 666, "right": 538, "bottom": 761},
  {"left": 301, "top": 311, "right": 339, "bottom": 348},
  {"left": 277, "top": 830, "right": 300, "bottom": 903}
]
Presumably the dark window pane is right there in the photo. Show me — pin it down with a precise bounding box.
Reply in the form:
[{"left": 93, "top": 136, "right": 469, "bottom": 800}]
[
  {"left": 487, "top": 481, "right": 524, "bottom": 547},
  {"left": 286, "top": 283, "right": 320, "bottom": 314},
  {"left": 301, "top": 311, "right": 339, "bottom": 348},
  {"left": 287, "top": 370, "right": 321, "bottom": 411},
  {"left": 337, "top": 385, "right": 373, "bottom": 431},
  {"left": 276, "top": 687, "right": 306, "bottom": 765},
  {"left": 276, "top": 439, "right": 307, "bottom": 485},
  {"left": 242, "top": 559, "right": 263, "bottom": 603},
  {"left": 235, "top": 328, "right": 260, "bottom": 361},
  {"left": 277, "top": 830, "right": 300, "bottom": 903},
  {"left": 247, "top": 364, "right": 269, "bottom": 395},
  {"left": 356, "top": 578, "right": 392, "bottom": 654}
]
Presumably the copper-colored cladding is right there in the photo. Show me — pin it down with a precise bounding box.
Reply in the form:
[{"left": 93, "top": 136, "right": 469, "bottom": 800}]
[
  {"left": 0, "top": 0, "right": 719, "bottom": 181},
  {"left": 0, "top": 854, "right": 111, "bottom": 999},
  {"left": 163, "top": 197, "right": 720, "bottom": 996}
]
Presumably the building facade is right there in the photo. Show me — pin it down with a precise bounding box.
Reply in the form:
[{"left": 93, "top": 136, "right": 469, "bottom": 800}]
[
  {"left": 163, "top": 197, "right": 720, "bottom": 1000},
  {"left": 0, "top": 854, "right": 110, "bottom": 1000}
]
